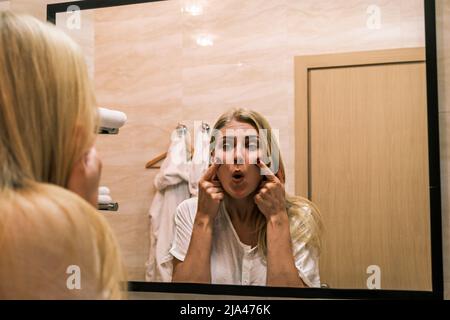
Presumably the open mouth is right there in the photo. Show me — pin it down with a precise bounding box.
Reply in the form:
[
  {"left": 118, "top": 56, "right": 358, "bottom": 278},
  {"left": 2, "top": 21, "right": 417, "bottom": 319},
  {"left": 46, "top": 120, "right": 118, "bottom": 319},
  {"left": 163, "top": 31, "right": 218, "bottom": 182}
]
[{"left": 231, "top": 171, "right": 245, "bottom": 183}]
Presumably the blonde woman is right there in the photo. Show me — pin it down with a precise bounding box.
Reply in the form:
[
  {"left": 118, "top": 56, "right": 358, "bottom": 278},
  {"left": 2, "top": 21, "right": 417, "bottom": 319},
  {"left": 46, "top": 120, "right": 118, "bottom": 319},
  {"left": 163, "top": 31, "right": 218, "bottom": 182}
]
[
  {"left": 0, "top": 12, "right": 125, "bottom": 299},
  {"left": 171, "top": 108, "right": 322, "bottom": 287}
]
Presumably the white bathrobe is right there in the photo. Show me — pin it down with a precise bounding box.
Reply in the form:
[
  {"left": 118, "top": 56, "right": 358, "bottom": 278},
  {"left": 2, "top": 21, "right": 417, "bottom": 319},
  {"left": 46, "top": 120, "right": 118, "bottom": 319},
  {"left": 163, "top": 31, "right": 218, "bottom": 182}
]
[
  {"left": 146, "top": 124, "right": 211, "bottom": 282},
  {"left": 188, "top": 125, "right": 211, "bottom": 196},
  {"left": 145, "top": 132, "right": 191, "bottom": 282}
]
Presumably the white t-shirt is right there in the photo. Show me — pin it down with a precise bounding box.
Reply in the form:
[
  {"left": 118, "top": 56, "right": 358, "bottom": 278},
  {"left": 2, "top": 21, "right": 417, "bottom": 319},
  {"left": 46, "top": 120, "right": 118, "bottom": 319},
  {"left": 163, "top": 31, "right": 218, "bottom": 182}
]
[{"left": 169, "top": 197, "right": 321, "bottom": 287}]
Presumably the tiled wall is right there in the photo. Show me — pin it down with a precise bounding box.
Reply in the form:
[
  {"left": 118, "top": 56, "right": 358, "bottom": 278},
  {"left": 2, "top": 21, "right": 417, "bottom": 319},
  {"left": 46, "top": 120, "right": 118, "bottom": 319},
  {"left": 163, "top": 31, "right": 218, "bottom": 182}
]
[
  {"left": 0, "top": 1, "right": 10, "bottom": 11},
  {"left": 55, "top": 10, "right": 96, "bottom": 82}
]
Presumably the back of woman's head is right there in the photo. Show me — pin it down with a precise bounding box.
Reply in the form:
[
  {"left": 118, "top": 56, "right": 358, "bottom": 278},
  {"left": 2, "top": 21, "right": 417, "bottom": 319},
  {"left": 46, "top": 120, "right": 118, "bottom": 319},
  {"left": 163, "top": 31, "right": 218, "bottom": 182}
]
[
  {"left": 0, "top": 12, "right": 125, "bottom": 299},
  {"left": 0, "top": 183, "right": 124, "bottom": 299},
  {"left": 0, "top": 11, "right": 96, "bottom": 189}
]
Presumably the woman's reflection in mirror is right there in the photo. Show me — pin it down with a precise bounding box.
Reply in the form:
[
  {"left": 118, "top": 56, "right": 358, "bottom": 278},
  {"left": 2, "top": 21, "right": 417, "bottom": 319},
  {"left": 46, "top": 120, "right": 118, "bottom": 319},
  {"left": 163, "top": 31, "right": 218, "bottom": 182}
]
[{"left": 170, "top": 108, "right": 323, "bottom": 288}]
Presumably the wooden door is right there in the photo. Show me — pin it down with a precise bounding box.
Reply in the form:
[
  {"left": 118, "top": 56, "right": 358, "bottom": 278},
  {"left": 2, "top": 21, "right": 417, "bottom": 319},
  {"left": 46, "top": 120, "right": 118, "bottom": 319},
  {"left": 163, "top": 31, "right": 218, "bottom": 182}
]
[{"left": 295, "top": 48, "right": 432, "bottom": 290}]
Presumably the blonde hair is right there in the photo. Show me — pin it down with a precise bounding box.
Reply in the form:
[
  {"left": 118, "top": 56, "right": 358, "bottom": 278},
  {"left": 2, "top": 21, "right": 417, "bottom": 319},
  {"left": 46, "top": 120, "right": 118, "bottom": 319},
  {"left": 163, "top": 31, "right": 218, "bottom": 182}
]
[
  {"left": 211, "top": 108, "right": 323, "bottom": 256},
  {"left": 0, "top": 12, "right": 126, "bottom": 299}
]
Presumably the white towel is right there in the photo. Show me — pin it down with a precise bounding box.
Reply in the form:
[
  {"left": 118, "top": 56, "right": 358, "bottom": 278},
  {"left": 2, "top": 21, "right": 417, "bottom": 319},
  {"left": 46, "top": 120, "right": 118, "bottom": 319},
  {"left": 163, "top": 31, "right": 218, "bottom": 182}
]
[
  {"left": 189, "top": 123, "right": 211, "bottom": 196},
  {"left": 146, "top": 131, "right": 191, "bottom": 282},
  {"left": 99, "top": 186, "right": 111, "bottom": 195},
  {"left": 98, "top": 194, "right": 113, "bottom": 204},
  {"left": 98, "top": 107, "right": 127, "bottom": 129}
]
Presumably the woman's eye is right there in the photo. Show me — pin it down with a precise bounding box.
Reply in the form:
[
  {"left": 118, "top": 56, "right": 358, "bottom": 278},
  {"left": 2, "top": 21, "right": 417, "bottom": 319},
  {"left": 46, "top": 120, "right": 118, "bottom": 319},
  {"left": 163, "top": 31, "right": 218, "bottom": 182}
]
[
  {"left": 245, "top": 136, "right": 259, "bottom": 151},
  {"left": 223, "top": 143, "right": 233, "bottom": 151}
]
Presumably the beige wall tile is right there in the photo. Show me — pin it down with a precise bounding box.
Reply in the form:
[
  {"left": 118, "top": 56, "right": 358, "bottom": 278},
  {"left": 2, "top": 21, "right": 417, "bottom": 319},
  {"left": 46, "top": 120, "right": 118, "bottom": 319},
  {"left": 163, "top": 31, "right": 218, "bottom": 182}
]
[
  {"left": 9, "top": 1, "right": 96, "bottom": 77},
  {"left": 0, "top": 1, "right": 10, "bottom": 11},
  {"left": 94, "top": 1, "right": 183, "bottom": 280},
  {"left": 104, "top": 212, "right": 150, "bottom": 280},
  {"left": 55, "top": 9, "right": 96, "bottom": 78},
  {"left": 286, "top": 0, "right": 424, "bottom": 56},
  {"left": 10, "top": 0, "right": 62, "bottom": 21}
]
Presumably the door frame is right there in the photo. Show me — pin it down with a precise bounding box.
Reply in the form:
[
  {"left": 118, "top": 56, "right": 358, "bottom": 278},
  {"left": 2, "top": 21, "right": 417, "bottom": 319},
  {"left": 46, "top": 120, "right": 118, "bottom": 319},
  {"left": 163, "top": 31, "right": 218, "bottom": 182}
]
[{"left": 295, "top": 47, "right": 433, "bottom": 290}]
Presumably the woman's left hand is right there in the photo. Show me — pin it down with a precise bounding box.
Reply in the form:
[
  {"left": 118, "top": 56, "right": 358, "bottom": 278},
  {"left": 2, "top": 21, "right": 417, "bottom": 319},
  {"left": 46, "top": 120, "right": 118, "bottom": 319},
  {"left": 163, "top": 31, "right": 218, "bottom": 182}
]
[{"left": 254, "top": 160, "right": 286, "bottom": 220}]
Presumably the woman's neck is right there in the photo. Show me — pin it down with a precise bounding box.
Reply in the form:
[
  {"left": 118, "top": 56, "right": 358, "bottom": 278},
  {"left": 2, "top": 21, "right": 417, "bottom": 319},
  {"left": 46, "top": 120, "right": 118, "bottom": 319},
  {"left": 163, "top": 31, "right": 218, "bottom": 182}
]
[{"left": 224, "top": 193, "right": 258, "bottom": 225}]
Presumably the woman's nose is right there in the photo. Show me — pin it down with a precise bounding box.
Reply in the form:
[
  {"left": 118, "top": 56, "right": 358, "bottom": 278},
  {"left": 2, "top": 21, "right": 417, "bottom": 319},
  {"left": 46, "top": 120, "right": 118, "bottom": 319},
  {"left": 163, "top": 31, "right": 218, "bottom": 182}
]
[{"left": 234, "top": 145, "right": 245, "bottom": 164}]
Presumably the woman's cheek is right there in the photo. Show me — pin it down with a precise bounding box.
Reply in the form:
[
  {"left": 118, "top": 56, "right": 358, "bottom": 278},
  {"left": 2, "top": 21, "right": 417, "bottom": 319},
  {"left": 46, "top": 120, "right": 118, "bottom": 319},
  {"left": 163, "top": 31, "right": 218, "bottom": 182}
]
[
  {"left": 217, "top": 150, "right": 232, "bottom": 164},
  {"left": 217, "top": 166, "right": 227, "bottom": 182},
  {"left": 248, "top": 166, "right": 263, "bottom": 189},
  {"left": 247, "top": 149, "right": 259, "bottom": 164}
]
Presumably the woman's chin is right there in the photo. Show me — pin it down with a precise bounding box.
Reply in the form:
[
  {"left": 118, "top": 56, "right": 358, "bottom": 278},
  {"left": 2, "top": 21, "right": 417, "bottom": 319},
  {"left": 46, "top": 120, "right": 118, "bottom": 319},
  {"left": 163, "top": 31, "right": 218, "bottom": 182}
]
[
  {"left": 226, "top": 188, "right": 253, "bottom": 200},
  {"left": 229, "top": 193, "right": 248, "bottom": 200}
]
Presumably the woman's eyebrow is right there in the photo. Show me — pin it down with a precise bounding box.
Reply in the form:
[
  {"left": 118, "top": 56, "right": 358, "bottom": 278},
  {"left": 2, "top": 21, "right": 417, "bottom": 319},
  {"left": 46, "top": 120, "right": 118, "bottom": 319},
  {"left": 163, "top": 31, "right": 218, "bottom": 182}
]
[
  {"left": 246, "top": 135, "right": 259, "bottom": 141},
  {"left": 222, "top": 134, "right": 258, "bottom": 141},
  {"left": 222, "top": 136, "right": 235, "bottom": 142}
]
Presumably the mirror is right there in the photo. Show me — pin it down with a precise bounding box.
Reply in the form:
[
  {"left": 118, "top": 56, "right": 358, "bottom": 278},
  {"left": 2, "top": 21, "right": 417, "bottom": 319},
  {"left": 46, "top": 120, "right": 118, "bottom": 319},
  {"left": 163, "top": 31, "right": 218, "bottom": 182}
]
[{"left": 49, "top": 0, "right": 442, "bottom": 297}]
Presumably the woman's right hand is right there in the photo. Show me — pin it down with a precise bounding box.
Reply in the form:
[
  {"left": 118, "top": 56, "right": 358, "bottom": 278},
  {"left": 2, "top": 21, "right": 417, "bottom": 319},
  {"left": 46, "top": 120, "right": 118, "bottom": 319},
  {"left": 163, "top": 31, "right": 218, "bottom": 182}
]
[{"left": 196, "top": 163, "right": 223, "bottom": 222}]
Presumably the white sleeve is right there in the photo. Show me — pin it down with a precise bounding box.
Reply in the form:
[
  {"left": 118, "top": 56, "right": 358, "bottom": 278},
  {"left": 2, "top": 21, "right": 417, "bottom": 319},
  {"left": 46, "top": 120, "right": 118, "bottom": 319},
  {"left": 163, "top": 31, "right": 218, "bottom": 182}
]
[
  {"left": 169, "top": 199, "right": 196, "bottom": 261},
  {"left": 293, "top": 241, "right": 321, "bottom": 288}
]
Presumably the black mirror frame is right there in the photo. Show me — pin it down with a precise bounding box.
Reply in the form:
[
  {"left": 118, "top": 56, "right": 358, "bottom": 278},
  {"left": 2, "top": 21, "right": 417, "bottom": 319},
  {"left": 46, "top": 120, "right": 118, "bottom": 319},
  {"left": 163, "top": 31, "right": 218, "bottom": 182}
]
[{"left": 47, "top": 0, "right": 444, "bottom": 300}]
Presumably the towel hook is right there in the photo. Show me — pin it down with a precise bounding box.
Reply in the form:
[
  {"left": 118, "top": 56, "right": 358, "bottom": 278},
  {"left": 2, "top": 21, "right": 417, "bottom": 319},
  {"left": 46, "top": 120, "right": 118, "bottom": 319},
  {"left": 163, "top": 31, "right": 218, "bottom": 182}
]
[
  {"left": 176, "top": 123, "right": 188, "bottom": 137},
  {"left": 201, "top": 122, "right": 210, "bottom": 133}
]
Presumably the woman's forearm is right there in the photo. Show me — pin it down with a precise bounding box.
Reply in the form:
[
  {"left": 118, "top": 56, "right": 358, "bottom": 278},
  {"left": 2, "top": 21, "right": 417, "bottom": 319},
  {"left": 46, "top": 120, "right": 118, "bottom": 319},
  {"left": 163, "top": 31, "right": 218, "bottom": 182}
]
[
  {"left": 172, "top": 213, "right": 214, "bottom": 283},
  {"left": 266, "top": 211, "right": 306, "bottom": 287}
]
